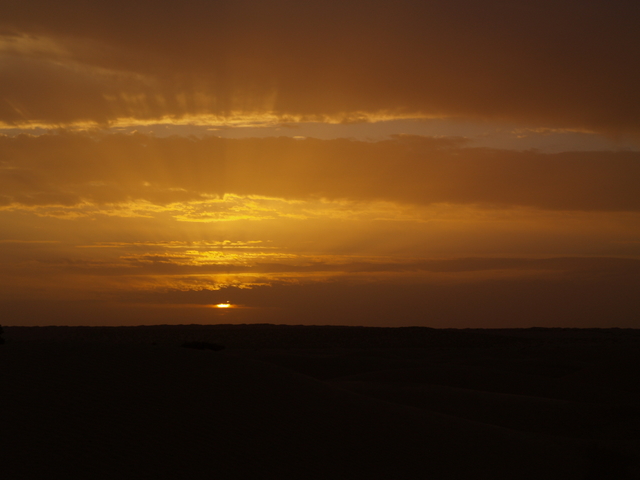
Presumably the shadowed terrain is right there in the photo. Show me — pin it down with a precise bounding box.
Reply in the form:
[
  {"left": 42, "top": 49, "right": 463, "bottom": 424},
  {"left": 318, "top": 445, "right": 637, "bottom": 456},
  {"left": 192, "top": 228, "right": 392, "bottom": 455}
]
[{"left": 2, "top": 325, "right": 639, "bottom": 479}]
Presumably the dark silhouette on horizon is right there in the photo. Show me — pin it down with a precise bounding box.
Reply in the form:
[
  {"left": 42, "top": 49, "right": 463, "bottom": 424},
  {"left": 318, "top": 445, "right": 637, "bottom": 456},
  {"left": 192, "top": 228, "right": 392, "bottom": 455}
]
[{"left": 181, "top": 340, "right": 225, "bottom": 351}]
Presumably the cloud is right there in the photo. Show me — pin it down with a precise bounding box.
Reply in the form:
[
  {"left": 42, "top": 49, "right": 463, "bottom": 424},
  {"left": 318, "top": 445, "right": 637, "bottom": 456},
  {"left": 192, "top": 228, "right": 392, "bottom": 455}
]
[
  {"left": 1, "top": 132, "right": 639, "bottom": 212},
  {"left": 1, "top": 1, "right": 639, "bottom": 133},
  {"left": 2, "top": 256, "right": 639, "bottom": 327}
]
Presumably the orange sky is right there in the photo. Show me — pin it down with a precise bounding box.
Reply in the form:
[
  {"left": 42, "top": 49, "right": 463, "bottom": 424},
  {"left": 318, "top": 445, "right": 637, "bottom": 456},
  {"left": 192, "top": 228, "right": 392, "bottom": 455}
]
[{"left": 1, "top": 1, "right": 639, "bottom": 327}]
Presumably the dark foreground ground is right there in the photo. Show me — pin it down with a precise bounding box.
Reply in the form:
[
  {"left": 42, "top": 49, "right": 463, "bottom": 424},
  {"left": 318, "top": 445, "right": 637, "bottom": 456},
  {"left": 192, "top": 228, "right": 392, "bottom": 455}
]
[{"left": 2, "top": 325, "right": 640, "bottom": 479}]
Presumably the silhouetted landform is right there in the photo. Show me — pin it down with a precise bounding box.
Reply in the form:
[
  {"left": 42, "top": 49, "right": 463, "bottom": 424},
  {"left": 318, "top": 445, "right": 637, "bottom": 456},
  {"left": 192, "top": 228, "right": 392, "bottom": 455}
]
[
  {"left": 7, "top": 323, "right": 640, "bottom": 349},
  {"left": 181, "top": 340, "right": 225, "bottom": 351},
  {"left": 2, "top": 325, "right": 640, "bottom": 479},
  {"left": 0, "top": 324, "right": 4, "bottom": 345}
]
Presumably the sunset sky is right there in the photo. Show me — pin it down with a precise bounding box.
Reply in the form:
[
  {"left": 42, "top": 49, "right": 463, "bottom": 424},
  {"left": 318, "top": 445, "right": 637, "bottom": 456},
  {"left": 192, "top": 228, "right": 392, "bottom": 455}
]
[{"left": 1, "top": 0, "right": 639, "bottom": 327}]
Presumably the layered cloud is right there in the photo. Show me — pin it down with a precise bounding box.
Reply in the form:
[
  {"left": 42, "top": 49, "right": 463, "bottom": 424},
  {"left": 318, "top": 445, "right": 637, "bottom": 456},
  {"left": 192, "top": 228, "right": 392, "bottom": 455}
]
[
  {"left": 2, "top": 247, "right": 639, "bottom": 327},
  {"left": 1, "top": 2, "right": 639, "bottom": 328},
  {"left": 1, "top": 0, "right": 640, "bottom": 133},
  {"left": 1, "top": 133, "right": 639, "bottom": 212}
]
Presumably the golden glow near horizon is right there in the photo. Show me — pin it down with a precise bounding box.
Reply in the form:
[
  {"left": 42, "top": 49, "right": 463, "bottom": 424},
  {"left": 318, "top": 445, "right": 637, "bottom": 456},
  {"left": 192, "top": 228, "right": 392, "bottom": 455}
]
[
  {"left": 0, "top": 135, "right": 638, "bottom": 328},
  {"left": 1, "top": 1, "right": 639, "bottom": 327}
]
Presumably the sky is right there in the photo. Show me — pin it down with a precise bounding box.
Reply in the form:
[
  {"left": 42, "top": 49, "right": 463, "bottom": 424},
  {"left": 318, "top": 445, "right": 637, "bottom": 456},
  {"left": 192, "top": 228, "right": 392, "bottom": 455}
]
[{"left": 1, "top": 0, "right": 639, "bottom": 327}]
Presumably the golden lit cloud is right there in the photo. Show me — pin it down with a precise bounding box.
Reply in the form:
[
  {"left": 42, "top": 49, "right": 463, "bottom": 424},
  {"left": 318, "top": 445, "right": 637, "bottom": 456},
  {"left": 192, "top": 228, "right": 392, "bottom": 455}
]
[
  {"left": 1, "top": 2, "right": 639, "bottom": 328},
  {"left": 1, "top": 1, "right": 639, "bottom": 134},
  {"left": 1, "top": 133, "right": 639, "bottom": 212}
]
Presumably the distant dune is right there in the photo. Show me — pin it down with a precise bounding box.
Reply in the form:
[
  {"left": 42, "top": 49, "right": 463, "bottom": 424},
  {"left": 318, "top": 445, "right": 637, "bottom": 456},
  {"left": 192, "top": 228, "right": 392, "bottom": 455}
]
[{"left": 2, "top": 325, "right": 639, "bottom": 479}]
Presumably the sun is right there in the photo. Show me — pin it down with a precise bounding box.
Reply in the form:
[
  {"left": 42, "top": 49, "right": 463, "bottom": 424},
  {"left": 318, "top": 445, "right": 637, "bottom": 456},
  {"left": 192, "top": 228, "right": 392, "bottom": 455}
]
[{"left": 215, "top": 302, "right": 232, "bottom": 308}]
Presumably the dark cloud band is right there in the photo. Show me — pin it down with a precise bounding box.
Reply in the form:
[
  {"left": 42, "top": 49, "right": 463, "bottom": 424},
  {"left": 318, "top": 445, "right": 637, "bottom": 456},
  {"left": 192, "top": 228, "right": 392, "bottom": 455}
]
[
  {"left": 1, "top": 133, "right": 639, "bottom": 211},
  {"left": 1, "top": 0, "right": 639, "bottom": 133}
]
